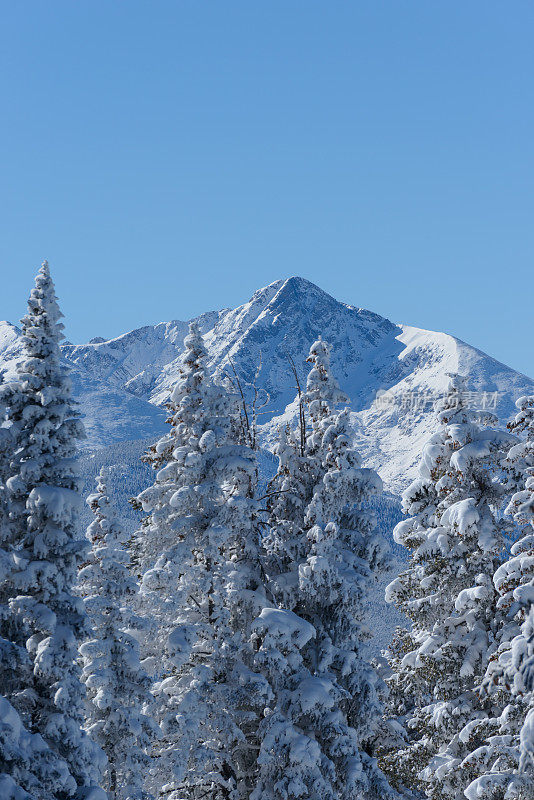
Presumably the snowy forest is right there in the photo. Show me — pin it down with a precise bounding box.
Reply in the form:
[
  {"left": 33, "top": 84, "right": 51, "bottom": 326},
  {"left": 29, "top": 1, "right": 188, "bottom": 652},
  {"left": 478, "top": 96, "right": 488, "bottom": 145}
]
[{"left": 0, "top": 262, "right": 533, "bottom": 800}]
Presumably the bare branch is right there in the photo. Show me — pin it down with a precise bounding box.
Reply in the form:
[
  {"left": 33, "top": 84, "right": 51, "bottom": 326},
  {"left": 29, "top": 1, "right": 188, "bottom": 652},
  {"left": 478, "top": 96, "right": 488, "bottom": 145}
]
[{"left": 285, "top": 350, "right": 307, "bottom": 456}]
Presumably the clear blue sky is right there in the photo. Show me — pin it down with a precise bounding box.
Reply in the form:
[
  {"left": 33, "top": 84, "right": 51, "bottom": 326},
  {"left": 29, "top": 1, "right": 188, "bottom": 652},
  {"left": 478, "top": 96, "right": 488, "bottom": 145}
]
[{"left": 0, "top": 1, "right": 532, "bottom": 376}]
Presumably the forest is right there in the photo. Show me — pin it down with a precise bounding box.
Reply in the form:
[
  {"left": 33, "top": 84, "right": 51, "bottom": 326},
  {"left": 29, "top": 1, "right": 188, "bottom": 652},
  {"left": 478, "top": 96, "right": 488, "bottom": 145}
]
[{"left": 1, "top": 263, "right": 532, "bottom": 800}]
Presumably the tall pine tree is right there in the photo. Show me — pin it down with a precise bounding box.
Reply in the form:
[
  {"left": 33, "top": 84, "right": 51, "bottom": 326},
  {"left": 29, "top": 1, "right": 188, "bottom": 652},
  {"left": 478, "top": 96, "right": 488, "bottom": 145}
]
[
  {"left": 133, "top": 323, "right": 270, "bottom": 800},
  {"left": 1, "top": 382, "right": 74, "bottom": 800},
  {"left": 254, "top": 339, "right": 395, "bottom": 800},
  {"left": 79, "top": 468, "right": 156, "bottom": 800},
  {"left": 382, "top": 376, "right": 513, "bottom": 799},
  {"left": 463, "top": 395, "right": 534, "bottom": 799},
  {"left": 1, "top": 262, "right": 105, "bottom": 799},
  {"left": 0, "top": 379, "right": 34, "bottom": 717}
]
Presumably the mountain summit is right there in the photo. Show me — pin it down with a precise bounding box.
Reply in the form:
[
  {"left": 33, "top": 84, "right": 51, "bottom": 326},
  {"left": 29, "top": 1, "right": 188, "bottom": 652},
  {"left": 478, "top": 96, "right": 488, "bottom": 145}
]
[{"left": 0, "top": 277, "right": 531, "bottom": 492}]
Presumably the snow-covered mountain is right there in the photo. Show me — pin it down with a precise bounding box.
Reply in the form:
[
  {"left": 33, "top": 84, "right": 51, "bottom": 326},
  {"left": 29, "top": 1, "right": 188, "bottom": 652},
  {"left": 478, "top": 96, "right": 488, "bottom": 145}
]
[
  {"left": 0, "top": 320, "right": 167, "bottom": 449},
  {"left": 1, "top": 276, "right": 532, "bottom": 493}
]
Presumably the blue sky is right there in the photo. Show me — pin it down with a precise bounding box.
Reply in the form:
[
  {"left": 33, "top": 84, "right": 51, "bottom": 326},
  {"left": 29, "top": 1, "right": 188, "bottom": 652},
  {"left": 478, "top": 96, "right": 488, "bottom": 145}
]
[{"left": 0, "top": 1, "right": 532, "bottom": 376}]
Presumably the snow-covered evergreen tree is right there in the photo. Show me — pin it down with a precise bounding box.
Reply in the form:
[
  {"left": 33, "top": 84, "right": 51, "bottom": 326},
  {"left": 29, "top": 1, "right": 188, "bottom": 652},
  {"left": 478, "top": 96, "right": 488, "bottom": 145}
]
[
  {"left": 260, "top": 424, "right": 313, "bottom": 608},
  {"left": 463, "top": 600, "right": 534, "bottom": 800},
  {"left": 505, "top": 396, "right": 534, "bottom": 501},
  {"left": 79, "top": 468, "right": 156, "bottom": 800},
  {"left": 0, "top": 381, "right": 34, "bottom": 714},
  {"left": 0, "top": 262, "right": 105, "bottom": 798},
  {"left": 462, "top": 396, "right": 534, "bottom": 799},
  {"left": 517, "top": 603, "right": 534, "bottom": 776},
  {"left": 255, "top": 338, "right": 394, "bottom": 800},
  {"left": 251, "top": 606, "right": 335, "bottom": 800},
  {"left": 0, "top": 693, "right": 79, "bottom": 800},
  {"left": 1, "top": 384, "right": 76, "bottom": 800},
  {"left": 133, "top": 322, "right": 270, "bottom": 799},
  {"left": 2, "top": 384, "right": 75, "bottom": 800},
  {"left": 382, "top": 376, "right": 514, "bottom": 799}
]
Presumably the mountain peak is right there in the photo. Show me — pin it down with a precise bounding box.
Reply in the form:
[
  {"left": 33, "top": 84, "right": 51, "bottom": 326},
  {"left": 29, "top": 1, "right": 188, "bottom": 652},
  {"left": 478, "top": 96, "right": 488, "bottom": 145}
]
[
  {"left": 0, "top": 279, "right": 532, "bottom": 491},
  {"left": 0, "top": 320, "right": 22, "bottom": 347},
  {"left": 278, "top": 275, "right": 321, "bottom": 291},
  {"left": 261, "top": 277, "right": 341, "bottom": 320},
  {"left": 245, "top": 276, "right": 324, "bottom": 307},
  {"left": 260, "top": 275, "right": 326, "bottom": 297},
  {"left": 0, "top": 320, "right": 21, "bottom": 332}
]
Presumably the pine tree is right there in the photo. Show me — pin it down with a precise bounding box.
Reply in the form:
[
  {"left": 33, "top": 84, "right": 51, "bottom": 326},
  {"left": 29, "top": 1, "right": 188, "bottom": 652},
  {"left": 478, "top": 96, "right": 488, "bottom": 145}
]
[
  {"left": 505, "top": 396, "right": 534, "bottom": 501},
  {"left": 382, "top": 376, "right": 514, "bottom": 799},
  {"left": 1, "top": 386, "right": 75, "bottom": 800},
  {"left": 462, "top": 396, "right": 534, "bottom": 799},
  {"left": 254, "top": 339, "right": 395, "bottom": 800},
  {"left": 0, "top": 381, "right": 34, "bottom": 716},
  {"left": 463, "top": 602, "right": 534, "bottom": 799},
  {"left": 0, "top": 262, "right": 105, "bottom": 798},
  {"left": 251, "top": 607, "right": 333, "bottom": 800},
  {"left": 0, "top": 694, "right": 77, "bottom": 800},
  {"left": 518, "top": 604, "right": 534, "bottom": 775},
  {"left": 79, "top": 468, "right": 156, "bottom": 800},
  {"left": 133, "top": 322, "right": 270, "bottom": 800},
  {"left": 260, "top": 424, "right": 313, "bottom": 610}
]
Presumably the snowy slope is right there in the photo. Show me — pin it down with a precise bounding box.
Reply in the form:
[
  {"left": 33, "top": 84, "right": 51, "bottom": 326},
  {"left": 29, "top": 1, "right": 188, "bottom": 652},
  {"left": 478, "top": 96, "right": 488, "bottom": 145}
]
[
  {"left": 344, "top": 325, "right": 531, "bottom": 491},
  {"left": 1, "top": 277, "right": 532, "bottom": 492},
  {"left": 0, "top": 321, "right": 167, "bottom": 451}
]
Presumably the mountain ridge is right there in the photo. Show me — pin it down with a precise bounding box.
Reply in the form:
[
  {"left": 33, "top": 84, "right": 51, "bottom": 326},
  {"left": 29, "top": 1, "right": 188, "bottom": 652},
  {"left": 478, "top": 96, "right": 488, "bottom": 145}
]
[{"left": 0, "top": 277, "right": 532, "bottom": 493}]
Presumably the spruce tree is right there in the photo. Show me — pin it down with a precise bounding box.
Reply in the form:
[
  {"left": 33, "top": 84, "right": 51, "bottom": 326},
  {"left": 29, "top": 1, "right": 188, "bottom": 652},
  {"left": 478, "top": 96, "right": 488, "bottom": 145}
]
[
  {"left": 79, "top": 468, "right": 156, "bottom": 800},
  {"left": 254, "top": 339, "right": 395, "bottom": 800},
  {"left": 1, "top": 388, "right": 74, "bottom": 800},
  {"left": 382, "top": 376, "right": 514, "bottom": 799},
  {"left": 1, "top": 262, "right": 105, "bottom": 798},
  {"left": 133, "top": 323, "right": 269, "bottom": 800},
  {"left": 463, "top": 395, "right": 534, "bottom": 799},
  {"left": 464, "top": 602, "right": 534, "bottom": 799},
  {"left": 0, "top": 382, "right": 33, "bottom": 715},
  {"left": 0, "top": 694, "right": 76, "bottom": 800},
  {"left": 518, "top": 604, "right": 534, "bottom": 776}
]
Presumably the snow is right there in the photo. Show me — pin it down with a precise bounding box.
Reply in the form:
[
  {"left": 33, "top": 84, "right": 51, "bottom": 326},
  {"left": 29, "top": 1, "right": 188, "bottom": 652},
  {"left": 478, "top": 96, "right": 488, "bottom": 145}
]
[
  {"left": 28, "top": 484, "right": 81, "bottom": 519},
  {"left": 441, "top": 498, "right": 480, "bottom": 537},
  {"left": 253, "top": 607, "right": 316, "bottom": 649},
  {"left": 291, "top": 676, "right": 336, "bottom": 713},
  {"left": 77, "top": 789, "right": 108, "bottom": 800}
]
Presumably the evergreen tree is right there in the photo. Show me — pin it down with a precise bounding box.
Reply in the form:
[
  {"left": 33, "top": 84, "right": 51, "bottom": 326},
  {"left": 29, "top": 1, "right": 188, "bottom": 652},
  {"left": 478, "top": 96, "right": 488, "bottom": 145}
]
[
  {"left": 463, "top": 396, "right": 534, "bottom": 799},
  {"left": 1, "top": 390, "right": 75, "bottom": 800},
  {"left": 0, "top": 382, "right": 34, "bottom": 715},
  {"left": 505, "top": 396, "right": 534, "bottom": 500},
  {"left": 464, "top": 601, "right": 534, "bottom": 800},
  {"left": 0, "top": 694, "right": 76, "bottom": 800},
  {"left": 133, "top": 323, "right": 270, "bottom": 800},
  {"left": 79, "top": 468, "right": 156, "bottom": 800},
  {"left": 518, "top": 604, "right": 534, "bottom": 776},
  {"left": 251, "top": 606, "right": 334, "bottom": 800},
  {"left": 0, "top": 262, "right": 105, "bottom": 798},
  {"left": 254, "top": 339, "right": 395, "bottom": 800},
  {"left": 382, "top": 376, "right": 513, "bottom": 799},
  {"left": 261, "top": 425, "right": 311, "bottom": 600}
]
